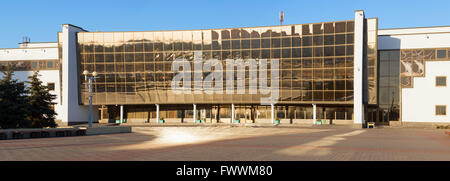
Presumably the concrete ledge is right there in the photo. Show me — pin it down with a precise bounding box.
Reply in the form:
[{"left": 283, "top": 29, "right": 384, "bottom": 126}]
[
  {"left": 85, "top": 126, "right": 132, "bottom": 136},
  {"left": 0, "top": 126, "right": 132, "bottom": 140},
  {"left": 122, "top": 122, "right": 355, "bottom": 129},
  {"left": 394, "top": 122, "right": 450, "bottom": 129},
  {"left": 352, "top": 123, "right": 364, "bottom": 129},
  {"left": 389, "top": 121, "right": 402, "bottom": 127},
  {"left": 0, "top": 127, "right": 81, "bottom": 140}
]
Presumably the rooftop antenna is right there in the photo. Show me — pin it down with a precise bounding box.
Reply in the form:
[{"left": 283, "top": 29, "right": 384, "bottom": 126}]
[
  {"left": 22, "top": 36, "right": 31, "bottom": 48},
  {"left": 280, "top": 11, "right": 284, "bottom": 25}
]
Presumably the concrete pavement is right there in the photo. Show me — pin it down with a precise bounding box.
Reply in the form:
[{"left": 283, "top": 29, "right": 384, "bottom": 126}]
[{"left": 0, "top": 126, "right": 449, "bottom": 161}]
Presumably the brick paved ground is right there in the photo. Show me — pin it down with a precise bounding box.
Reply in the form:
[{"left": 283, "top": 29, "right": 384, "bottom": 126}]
[{"left": 0, "top": 126, "right": 449, "bottom": 161}]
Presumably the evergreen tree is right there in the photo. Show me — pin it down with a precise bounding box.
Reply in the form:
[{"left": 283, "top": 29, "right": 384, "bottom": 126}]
[
  {"left": 0, "top": 65, "right": 30, "bottom": 129},
  {"left": 27, "top": 71, "right": 57, "bottom": 128}
]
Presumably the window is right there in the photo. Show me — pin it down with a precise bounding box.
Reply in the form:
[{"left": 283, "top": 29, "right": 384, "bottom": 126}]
[
  {"left": 436, "top": 105, "right": 446, "bottom": 116},
  {"left": 31, "top": 62, "right": 37, "bottom": 69},
  {"left": 47, "top": 61, "right": 54, "bottom": 69},
  {"left": 436, "top": 76, "right": 446, "bottom": 87},
  {"left": 437, "top": 49, "right": 447, "bottom": 59},
  {"left": 76, "top": 21, "right": 362, "bottom": 105},
  {"left": 47, "top": 83, "right": 55, "bottom": 91}
]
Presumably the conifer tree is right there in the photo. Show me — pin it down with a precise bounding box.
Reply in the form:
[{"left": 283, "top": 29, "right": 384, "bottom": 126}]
[
  {"left": 0, "top": 65, "right": 30, "bottom": 129},
  {"left": 27, "top": 71, "right": 57, "bottom": 128}
]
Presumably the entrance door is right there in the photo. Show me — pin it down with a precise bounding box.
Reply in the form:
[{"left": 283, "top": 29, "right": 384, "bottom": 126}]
[
  {"left": 244, "top": 106, "right": 256, "bottom": 123},
  {"left": 245, "top": 107, "right": 251, "bottom": 123}
]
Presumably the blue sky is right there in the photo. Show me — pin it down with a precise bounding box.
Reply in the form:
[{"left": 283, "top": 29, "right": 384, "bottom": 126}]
[{"left": 0, "top": 0, "right": 449, "bottom": 48}]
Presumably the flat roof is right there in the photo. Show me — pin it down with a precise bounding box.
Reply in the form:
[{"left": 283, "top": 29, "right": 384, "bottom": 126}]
[
  {"left": 378, "top": 25, "right": 450, "bottom": 36},
  {"left": 18, "top": 42, "right": 57, "bottom": 44},
  {"left": 74, "top": 19, "right": 360, "bottom": 34}
]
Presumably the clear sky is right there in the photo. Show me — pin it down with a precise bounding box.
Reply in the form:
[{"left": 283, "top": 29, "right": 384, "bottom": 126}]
[{"left": 0, "top": 0, "right": 449, "bottom": 48}]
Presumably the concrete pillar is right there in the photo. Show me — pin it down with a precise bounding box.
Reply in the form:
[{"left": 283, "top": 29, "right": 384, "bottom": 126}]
[
  {"left": 211, "top": 107, "right": 215, "bottom": 123},
  {"left": 354, "top": 10, "right": 365, "bottom": 128},
  {"left": 193, "top": 104, "right": 197, "bottom": 122},
  {"left": 203, "top": 109, "right": 207, "bottom": 122},
  {"left": 156, "top": 104, "right": 160, "bottom": 123},
  {"left": 100, "top": 106, "right": 104, "bottom": 122},
  {"left": 62, "top": 24, "right": 98, "bottom": 125},
  {"left": 271, "top": 104, "right": 275, "bottom": 124},
  {"left": 231, "top": 104, "right": 235, "bottom": 123},
  {"left": 216, "top": 105, "right": 220, "bottom": 123},
  {"left": 120, "top": 105, "right": 123, "bottom": 124},
  {"left": 313, "top": 104, "right": 316, "bottom": 124}
]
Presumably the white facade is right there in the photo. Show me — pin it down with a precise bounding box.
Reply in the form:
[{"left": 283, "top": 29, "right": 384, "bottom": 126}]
[
  {"left": 0, "top": 25, "right": 99, "bottom": 125},
  {"left": 0, "top": 43, "right": 64, "bottom": 121},
  {"left": 0, "top": 47, "right": 58, "bottom": 61},
  {"left": 402, "top": 61, "right": 450, "bottom": 123},
  {"left": 353, "top": 10, "right": 365, "bottom": 127},
  {"left": 379, "top": 26, "right": 450, "bottom": 123},
  {"left": 378, "top": 27, "right": 450, "bottom": 50},
  {"left": 61, "top": 24, "right": 99, "bottom": 124},
  {"left": 19, "top": 42, "right": 58, "bottom": 48}
]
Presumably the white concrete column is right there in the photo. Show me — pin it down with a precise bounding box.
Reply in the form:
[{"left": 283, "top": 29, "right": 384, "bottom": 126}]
[
  {"left": 354, "top": 10, "right": 365, "bottom": 128},
  {"left": 271, "top": 104, "right": 275, "bottom": 124},
  {"left": 62, "top": 24, "right": 97, "bottom": 124},
  {"left": 231, "top": 104, "right": 235, "bottom": 123},
  {"left": 313, "top": 104, "right": 316, "bottom": 124},
  {"left": 193, "top": 104, "right": 197, "bottom": 122},
  {"left": 120, "top": 105, "right": 123, "bottom": 124},
  {"left": 201, "top": 109, "right": 206, "bottom": 122},
  {"left": 156, "top": 104, "right": 160, "bottom": 123}
]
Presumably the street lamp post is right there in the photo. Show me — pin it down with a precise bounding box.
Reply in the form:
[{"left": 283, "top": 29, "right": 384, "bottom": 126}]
[{"left": 83, "top": 70, "right": 97, "bottom": 128}]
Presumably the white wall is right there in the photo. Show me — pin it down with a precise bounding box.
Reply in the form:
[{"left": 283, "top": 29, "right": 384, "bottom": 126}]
[
  {"left": 1, "top": 25, "right": 98, "bottom": 125},
  {"left": 0, "top": 48, "right": 58, "bottom": 61},
  {"left": 353, "top": 10, "right": 365, "bottom": 126},
  {"left": 379, "top": 26, "right": 450, "bottom": 36},
  {"left": 378, "top": 27, "right": 450, "bottom": 50},
  {"left": 19, "top": 42, "right": 58, "bottom": 48},
  {"left": 61, "top": 24, "right": 98, "bottom": 123},
  {"left": 402, "top": 61, "right": 450, "bottom": 123},
  {"left": 0, "top": 43, "right": 63, "bottom": 122}
]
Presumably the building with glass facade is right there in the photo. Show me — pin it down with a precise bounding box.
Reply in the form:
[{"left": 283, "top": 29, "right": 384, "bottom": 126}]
[{"left": 1, "top": 10, "right": 450, "bottom": 127}]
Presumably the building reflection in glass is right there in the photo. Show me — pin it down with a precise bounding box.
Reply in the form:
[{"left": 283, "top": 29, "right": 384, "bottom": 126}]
[{"left": 72, "top": 19, "right": 378, "bottom": 122}]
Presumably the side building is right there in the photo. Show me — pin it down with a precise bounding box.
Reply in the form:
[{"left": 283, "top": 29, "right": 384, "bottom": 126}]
[
  {"left": 0, "top": 42, "right": 65, "bottom": 125},
  {"left": 379, "top": 26, "right": 450, "bottom": 127}
]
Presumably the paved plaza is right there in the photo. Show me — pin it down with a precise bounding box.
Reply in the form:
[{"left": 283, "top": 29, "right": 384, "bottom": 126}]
[{"left": 0, "top": 126, "right": 449, "bottom": 161}]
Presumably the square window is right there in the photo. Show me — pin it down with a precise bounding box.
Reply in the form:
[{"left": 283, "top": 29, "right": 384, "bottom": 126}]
[
  {"left": 302, "top": 36, "right": 312, "bottom": 46},
  {"left": 437, "top": 50, "right": 447, "bottom": 59},
  {"left": 436, "top": 76, "right": 446, "bottom": 87},
  {"left": 47, "top": 83, "right": 55, "bottom": 91},
  {"left": 292, "top": 37, "right": 301, "bottom": 47},
  {"left": 31, "top": 62, "right": 38, "bottom": 69},
  {"left": 47, "top": 61, "right": 54, "bottom": 69},
  {"left": 436, "top": 105, "right": 446, "bottom": 116}
]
